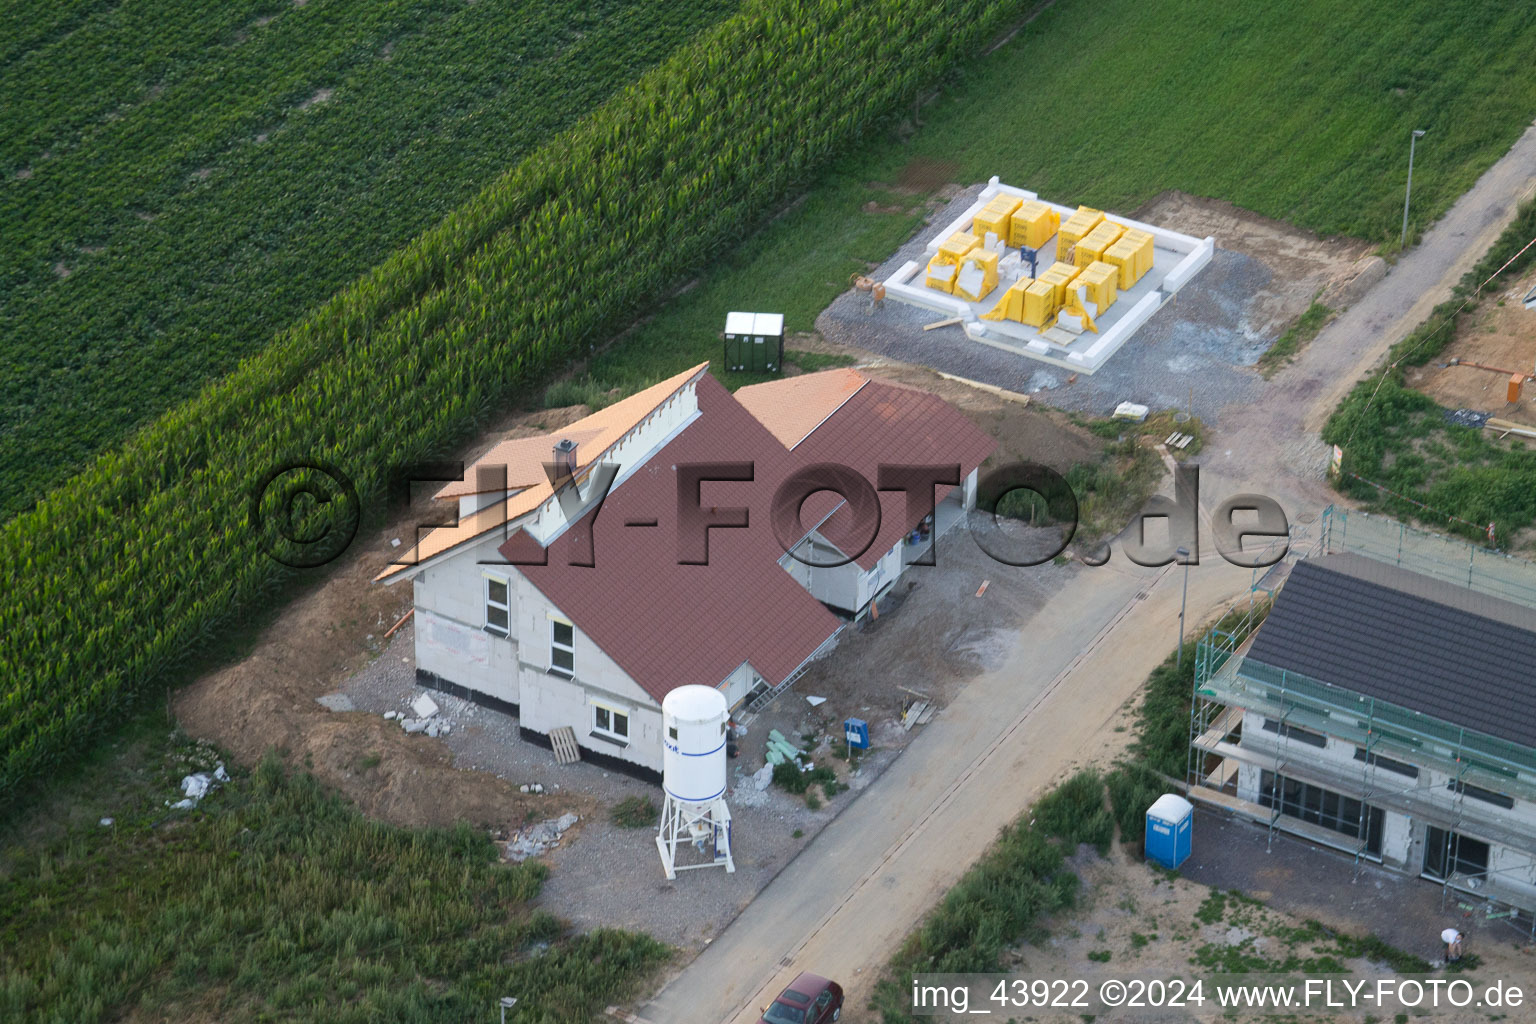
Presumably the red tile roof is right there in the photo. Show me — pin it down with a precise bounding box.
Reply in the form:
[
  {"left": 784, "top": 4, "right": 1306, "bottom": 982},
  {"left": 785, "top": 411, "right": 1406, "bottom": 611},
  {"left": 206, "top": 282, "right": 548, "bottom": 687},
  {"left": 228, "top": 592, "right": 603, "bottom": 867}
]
[
  {"left": 500, "top": 371, "right": 995, "bottom": 701},
  {"left": 793, "top": 379, "right": 996, "bottom": 569},
  {"left": 502, "top": 375, "right": 842, "bottom": 702}
]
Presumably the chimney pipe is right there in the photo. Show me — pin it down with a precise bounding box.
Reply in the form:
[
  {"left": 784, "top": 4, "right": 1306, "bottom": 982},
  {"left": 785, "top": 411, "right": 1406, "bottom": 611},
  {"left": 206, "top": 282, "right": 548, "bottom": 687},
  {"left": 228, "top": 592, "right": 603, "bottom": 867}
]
[{"left": 552, "top": 439, "right": 578, "bottom": 482}]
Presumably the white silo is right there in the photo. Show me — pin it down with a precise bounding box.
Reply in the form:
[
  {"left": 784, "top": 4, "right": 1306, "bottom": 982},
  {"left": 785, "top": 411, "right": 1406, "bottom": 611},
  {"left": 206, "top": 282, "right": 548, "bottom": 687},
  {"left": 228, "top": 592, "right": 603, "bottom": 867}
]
[{"left": 655, "top": 685, "right": 735, "bottom": 879}]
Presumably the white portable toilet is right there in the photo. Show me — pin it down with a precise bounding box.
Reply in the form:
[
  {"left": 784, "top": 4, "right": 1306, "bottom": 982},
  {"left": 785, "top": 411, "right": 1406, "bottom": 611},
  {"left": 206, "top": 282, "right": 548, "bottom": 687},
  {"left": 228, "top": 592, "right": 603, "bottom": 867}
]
[{"left": 656, "top": 685, "right": 734, "bottom": 879}]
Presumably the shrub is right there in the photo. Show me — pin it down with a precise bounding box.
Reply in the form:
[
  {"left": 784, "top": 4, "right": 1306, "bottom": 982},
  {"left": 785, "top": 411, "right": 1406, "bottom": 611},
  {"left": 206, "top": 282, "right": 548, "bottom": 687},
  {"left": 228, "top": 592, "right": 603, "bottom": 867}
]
[{"left": 610, "top": 795, "right": 658, "bottom": 829}]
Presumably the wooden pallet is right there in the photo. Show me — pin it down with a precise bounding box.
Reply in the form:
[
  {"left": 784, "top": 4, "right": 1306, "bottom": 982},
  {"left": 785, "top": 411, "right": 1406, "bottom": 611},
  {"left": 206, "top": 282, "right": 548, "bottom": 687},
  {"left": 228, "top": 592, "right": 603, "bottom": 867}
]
[{"left": 549, "top": 726, "right": 581, "bottom": 765}]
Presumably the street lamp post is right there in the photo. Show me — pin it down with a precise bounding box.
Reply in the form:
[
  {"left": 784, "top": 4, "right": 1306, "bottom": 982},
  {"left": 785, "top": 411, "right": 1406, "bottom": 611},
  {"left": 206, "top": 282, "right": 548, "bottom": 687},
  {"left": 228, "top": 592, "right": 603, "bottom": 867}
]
[
  {"left": 500, "top": 997, "right": 518, "bottom": 1024},
  {"left": 1175, "top": 546, "right": 1191, "bottom": 670},
  {"left": 1401, "top": 129, "right": 1427, "bottom": 249}
]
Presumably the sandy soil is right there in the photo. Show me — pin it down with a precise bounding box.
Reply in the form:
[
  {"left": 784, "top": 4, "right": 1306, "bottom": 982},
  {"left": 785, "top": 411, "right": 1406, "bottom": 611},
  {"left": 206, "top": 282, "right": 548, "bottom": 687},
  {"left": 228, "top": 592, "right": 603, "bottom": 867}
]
[
  {"left": 1133, "top": 191, "right": 1372, "bottom": 340},
  {"left": 1405, "top": 267, "right": 1536, "bottom": 424},
  {"left": 173, "top": 403, "right": 597, "bottom": 834}
]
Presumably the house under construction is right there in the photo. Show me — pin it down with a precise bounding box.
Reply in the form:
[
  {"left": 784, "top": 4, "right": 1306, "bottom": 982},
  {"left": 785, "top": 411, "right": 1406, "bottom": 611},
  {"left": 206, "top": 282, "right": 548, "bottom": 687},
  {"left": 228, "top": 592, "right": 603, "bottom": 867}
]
[{"left": 1189, "top": 507, "right": 1536, "bottom": 936}]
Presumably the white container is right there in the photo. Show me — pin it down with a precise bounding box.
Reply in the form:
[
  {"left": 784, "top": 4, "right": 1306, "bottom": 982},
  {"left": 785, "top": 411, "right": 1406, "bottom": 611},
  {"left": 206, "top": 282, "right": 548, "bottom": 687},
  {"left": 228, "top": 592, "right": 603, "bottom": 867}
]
[{"left": 662, "top": 685, "right": 729, "bottom": 805}]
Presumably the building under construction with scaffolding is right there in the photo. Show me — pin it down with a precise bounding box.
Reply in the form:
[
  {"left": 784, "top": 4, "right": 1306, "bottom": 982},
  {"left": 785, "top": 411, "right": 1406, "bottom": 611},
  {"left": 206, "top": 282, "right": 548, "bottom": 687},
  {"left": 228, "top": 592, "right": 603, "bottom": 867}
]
[{"left": 1189, "top": 507, "right": 1536, "bottom": 936}]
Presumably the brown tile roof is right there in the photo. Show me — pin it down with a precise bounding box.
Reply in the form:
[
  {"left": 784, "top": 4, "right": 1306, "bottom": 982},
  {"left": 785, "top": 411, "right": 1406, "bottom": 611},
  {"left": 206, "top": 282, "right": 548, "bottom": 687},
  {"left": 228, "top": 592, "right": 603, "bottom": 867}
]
[
  {"left": 498, "top": 371, "right": 996, "bottom": 700},
  {"left": 734, "top": 367, "right": 867, "bottom": 448},
  {"left": 792, "top": 378, "right": 996, "bottom": 569},
  {"left": 502, "top": 374, "right": 843, "bottom": 701},
  {"left": 374, "top": 363, "right": 708, "bottom": 581}
]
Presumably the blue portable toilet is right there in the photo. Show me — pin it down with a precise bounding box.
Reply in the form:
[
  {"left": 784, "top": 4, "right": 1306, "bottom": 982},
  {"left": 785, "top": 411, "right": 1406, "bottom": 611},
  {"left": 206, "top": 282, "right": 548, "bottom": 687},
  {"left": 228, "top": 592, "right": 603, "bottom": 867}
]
[
  {"left": 843, "top": 717, "right": 870, "bottom": 750},
  {"left": 1144, "top": 793, "right": 1194, "bottom": 870}
]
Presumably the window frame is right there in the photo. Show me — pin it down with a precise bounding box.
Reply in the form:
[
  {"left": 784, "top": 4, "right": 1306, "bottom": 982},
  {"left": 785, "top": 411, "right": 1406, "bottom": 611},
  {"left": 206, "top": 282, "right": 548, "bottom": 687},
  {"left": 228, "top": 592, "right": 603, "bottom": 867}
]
[
  {"left": 549, "top": 617, "right": 575, "bottom": 678},
  {"left": 1260, "top": 717, "right": 1328, "bottom": 749},
  {"left": 483, "top": 573, "right": 511, "bottom": 636},
  {"left": 1447, "top": 779, "right": 1515, "bottom": 810},
  {"left": 591, "top": 702, "right": 630, "bottom": 743},
  {"left": 1353, "top": 746, "right": 1420, "bottom": 778}
]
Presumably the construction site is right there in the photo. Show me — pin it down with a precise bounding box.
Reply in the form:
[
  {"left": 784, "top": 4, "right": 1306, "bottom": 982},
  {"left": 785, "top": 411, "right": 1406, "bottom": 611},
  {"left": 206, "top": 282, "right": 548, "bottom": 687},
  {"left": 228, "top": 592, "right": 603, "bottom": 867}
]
[
  {"left": 880, "top": 177, "right": 1214, "bottom": 374},
  {"left": 1189, "top": 506, "right": 1536, "bottom": 940}
]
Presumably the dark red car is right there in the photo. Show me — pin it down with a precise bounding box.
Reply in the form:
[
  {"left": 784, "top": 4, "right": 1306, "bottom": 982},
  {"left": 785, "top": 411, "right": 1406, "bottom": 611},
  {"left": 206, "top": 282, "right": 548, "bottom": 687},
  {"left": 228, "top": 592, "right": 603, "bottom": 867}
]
[{"left": 758, "top": 972, "right": 843, "bottom": 1024}]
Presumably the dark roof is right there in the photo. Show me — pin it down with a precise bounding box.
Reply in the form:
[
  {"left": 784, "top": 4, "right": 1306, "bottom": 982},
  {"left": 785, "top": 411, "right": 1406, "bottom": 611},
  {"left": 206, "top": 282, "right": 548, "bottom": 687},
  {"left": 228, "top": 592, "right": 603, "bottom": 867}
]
[
  {"left": 1245, "top": 552, "right": 1536, "bottom": 749},
  {"left": 794, "top": 379, "right": 996, "bottom": 570},
  {"left": 501, "top": 372, "right": 995, "bottom": 703}
]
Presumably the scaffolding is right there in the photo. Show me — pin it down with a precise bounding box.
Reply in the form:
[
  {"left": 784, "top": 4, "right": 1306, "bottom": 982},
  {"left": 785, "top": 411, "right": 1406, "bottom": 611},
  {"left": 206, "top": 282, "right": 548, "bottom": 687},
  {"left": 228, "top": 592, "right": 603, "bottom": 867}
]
[{"left": 1189, "top": 506, "right": 1536, "bottom": 937}]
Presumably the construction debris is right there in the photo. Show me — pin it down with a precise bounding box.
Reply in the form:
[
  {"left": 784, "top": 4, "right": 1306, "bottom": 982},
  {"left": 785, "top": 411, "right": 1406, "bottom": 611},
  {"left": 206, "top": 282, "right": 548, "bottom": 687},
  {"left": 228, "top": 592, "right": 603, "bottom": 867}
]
[
  {"left": 805, "top": 695, "right": 827, "bottom": 707},
  {"left": 922, "top": 316, "right": 965, "bottom": 331},
  {"left": 504, "top": 813, "right": 579, "bottom": 862},
  {"left": 411, "top": 693, "right": 440, "bottom": 719},
  {"left": 1485, "top": 417, "right": 1536, "bottom": 440},
  {"left": 164, "top": 763, "right": 229, "bottom": 810},
  {"left": 901, "top": 700, "right": 933, "bottom": 732}
]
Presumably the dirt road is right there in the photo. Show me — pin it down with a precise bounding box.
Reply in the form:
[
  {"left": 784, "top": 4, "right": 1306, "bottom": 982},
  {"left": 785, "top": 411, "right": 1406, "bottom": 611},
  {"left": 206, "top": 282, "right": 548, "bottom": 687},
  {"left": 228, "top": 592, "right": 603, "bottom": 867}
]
[
  {"left": 639, "top": 122, "right": 1536, "bottom": 1023},
  {"left": 1203, "top": 121, "right": 1536, "bottom": 509}
]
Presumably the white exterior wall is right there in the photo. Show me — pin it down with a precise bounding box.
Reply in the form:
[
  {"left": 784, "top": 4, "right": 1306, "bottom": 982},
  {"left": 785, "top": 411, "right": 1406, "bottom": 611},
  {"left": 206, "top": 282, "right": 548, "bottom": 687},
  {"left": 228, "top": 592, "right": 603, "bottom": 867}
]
[
  {"left": 721, "top": 661, "right": 762, "bottom": 711},
  {"left": 1380, "top": 810, "right": 1414, "bottom": 869},
  {"left": 856, "top": 539, "right": 905, "bottom": 610},
  {"left": 786, "top": 536, "right": 862, "bottom": 612},
  {"left": 514, "top": 576, "right": 665, "bottom": 773},
  {"left": 410, "top": 531, "right": 521, "bottom": 706},
  {"left": 1233, "top": 710, "right": 1536, "bottom": 882}
]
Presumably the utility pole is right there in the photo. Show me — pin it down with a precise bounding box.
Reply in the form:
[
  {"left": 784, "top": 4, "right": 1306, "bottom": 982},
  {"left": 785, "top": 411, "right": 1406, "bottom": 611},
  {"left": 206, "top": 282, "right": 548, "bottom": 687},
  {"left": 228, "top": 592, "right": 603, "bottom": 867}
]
[
  {"left": 1401, "top": 129, "right": 1427, "bottom": 248},
  {"left": 1176, "top": 546, "right": 1191, "bottom": 670}
]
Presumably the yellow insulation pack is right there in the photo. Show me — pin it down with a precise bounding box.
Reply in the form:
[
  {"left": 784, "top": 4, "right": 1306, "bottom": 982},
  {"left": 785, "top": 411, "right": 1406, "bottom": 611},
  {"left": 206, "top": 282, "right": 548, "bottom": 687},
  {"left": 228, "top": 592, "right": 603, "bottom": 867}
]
[
  {"left": 1075, "top": 260, "right": 1119, "bottom": 317},
  {"left": 1058, "top": 206, "right": 1104, "bottom": 261},
  {"left": 981, "top": 276, "right": 1034, "bottom": 322},
  {"left": 1074, "top": 220, "right": 1126, "bottom": 268},
  {"left": 971, "top": 195, "right": 1021, "bottom": 248},
  {"left": 953, "top": 248, "right": 1000, "bottom": 303},
  {"left": 1009, "top": 200, "right": 1059, "bottom": 250}
]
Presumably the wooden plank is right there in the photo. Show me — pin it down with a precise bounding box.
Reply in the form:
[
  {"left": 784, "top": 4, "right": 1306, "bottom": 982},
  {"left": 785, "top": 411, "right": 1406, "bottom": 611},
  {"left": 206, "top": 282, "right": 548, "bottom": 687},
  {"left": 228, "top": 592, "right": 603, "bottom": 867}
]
[
  {"left": 922, "top": 316, "right": 964, "bottom": 331},
  {"left": 383, "top": 607, "right": 414, "bottom": 639},
  {"left": 550, "top": 726, "right": 581, "bottom": 765}
]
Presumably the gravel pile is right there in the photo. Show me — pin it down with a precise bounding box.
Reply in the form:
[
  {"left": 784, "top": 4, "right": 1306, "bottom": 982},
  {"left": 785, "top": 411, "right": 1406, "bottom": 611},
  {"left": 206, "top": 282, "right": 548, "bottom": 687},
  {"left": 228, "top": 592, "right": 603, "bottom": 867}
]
[{"left": 817, "top": 187, "right": 1272, "bottom": 424}]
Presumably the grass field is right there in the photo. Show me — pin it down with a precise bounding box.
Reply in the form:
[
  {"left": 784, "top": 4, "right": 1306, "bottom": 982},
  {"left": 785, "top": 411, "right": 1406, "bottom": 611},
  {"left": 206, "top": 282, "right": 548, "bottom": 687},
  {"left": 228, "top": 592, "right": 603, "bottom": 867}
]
[
  {"left": 0, "top": 0, "right": 737, "bottom": 520},
  {"left": 0, "top": 739, "right": 669, "bottom": 1023},
  {"left": 578, "top": 0, "right": 1536, "bottom": 396}
]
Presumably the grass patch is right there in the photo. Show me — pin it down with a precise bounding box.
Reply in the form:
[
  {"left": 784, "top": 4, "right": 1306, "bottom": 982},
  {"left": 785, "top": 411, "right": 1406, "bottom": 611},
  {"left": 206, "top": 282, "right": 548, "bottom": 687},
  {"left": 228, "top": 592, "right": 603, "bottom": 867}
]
[
  {"left": 543, "top": 376, "right": 621, "bottom": 411},
  {"left": 988, "top": 435, "right": 1165, "bottom": 546},
  {"left": 0, "top": 751, "right": 669, "bottom": 1022},
  {"left": 773, "top": 761, "right": 840, "bottom": 807},
  {"left": 610, "top": 795, "right": 659, "bottom": 829},
  {"left": 1258, "top": 301, "right": 1334, "bottom": 376},
  {"left": 0, "top": 0, "right": 740, "bottom": 520},
  {"left": 786, "top": 349, "right": 860, "bottom": 374}
]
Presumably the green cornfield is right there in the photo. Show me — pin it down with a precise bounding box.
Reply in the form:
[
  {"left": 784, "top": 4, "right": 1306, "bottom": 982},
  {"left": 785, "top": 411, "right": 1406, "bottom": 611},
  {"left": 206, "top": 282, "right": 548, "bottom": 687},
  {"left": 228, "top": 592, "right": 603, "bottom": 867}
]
[
  {"left": 0, "top": 0, "right": 1037, "bottom": 805},
  {"left": 0, "top": 0, "right": 739, "bottom": 521}
]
